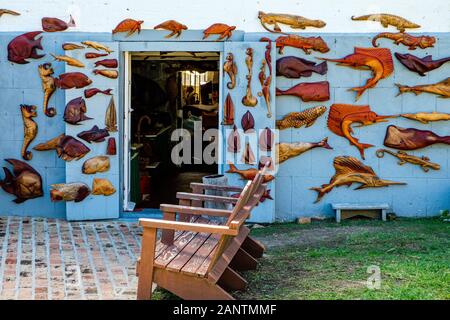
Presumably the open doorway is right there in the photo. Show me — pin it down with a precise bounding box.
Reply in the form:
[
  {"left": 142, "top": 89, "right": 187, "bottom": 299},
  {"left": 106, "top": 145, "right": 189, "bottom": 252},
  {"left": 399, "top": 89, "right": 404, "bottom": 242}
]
[{"left": 128, "top": 51, "right": 220, "bottom": 210}]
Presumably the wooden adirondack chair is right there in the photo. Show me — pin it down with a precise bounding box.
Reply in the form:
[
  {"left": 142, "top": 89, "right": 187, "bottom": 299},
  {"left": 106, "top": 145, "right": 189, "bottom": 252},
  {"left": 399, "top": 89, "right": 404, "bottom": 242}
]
[{"left": 136, "top": 165, "right": 269, "bottom": 300}]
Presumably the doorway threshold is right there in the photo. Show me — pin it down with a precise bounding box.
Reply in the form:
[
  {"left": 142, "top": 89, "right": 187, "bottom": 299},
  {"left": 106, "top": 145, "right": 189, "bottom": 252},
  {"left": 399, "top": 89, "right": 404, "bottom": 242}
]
[{"left": 119, "top": 208, "right": 163, "bottom": 220}]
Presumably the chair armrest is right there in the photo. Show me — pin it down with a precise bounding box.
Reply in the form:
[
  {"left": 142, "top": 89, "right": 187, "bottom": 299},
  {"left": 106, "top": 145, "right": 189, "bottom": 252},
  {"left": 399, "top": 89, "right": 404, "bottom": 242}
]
[
  {"left": 160, "top": 204, "right": 233, "bottom": 217},
  {"left": 190, "top": 182, "right": 243, "bottom": 193},
  {"left": 176, "top": 192, "right": 238, "bottom": 204},
  {"left": 139, "top": 218, "right": 237, "bottom": 235}
]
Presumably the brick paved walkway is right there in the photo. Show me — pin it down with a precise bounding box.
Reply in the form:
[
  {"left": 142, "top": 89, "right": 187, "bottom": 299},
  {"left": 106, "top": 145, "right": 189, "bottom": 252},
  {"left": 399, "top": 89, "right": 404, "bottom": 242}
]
[{"left": 0, "top": 217, "right": 143, "bottom": 300}]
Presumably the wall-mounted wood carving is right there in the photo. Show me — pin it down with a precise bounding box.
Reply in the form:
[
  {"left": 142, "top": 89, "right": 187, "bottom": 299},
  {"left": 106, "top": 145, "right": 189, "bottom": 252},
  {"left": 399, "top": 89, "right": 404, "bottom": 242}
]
[
  {"left": 105, "top": 97, "right": 118, "bottom": 132},
  {"left": 106, "top": 137, "right": 116, "bottom": 156},
  {"left": 85, "top": 52, "right": 109, "bottom": 59},
  {"left": 154, "top": 20, "right": 188, "bottom": 38},
  {"left": 33, "top": 134, "right": 90, "bottom": 161},
  {"left": 42, "top": 15, "right": 75, "bottom": 32},
  {"left": 0, "top": 159, "right": 43, "bottom": 203},
  {"left": 383, "top": 125, "right": 450, "bottom": 150},
  {"left": 223, "top": 53, "right": 237, "bottom": 89},
  {"left": 259, "top": 127, "right": 274, "bottom": 151},
  {"left": 82, "top": 156, "right": 110, "bottom": 174},
  {"left": 112, "top": 19, "right": 144, "bottom": 37},
  {"left": 276, "top": 56, "right": 327, "bottom": 78},
  {"left": 81, "top": 41, "right": 113, "bottom": 53},
  {"left": 227, "top": 125, "right": 240, "bottom": 153},
  {"left": 20, "top": 105, "right": 38, "bottom": 161},
  {"left": 92, "top": 178, "right": 116, "bottom": 196},
  {"left": 63, "top": 97, "right": 91, "bottom": 125},
  {"left": 395, "top": 53, "right": 450, "bottom": 76},
  {"left": 38, "top": 63, "right": 56, "bottom": 117},
  {"left": 50, "top": 183, "right": 91, "bottom": 202},
  {"left": 77, "top": 125, "right": 110, "bottom": 143},
  {"left": 275, "top": 81, "right": 330, "bottom": 102},
  {"left": 276, "top": 137, "right": 332, "bottom": 164},
  {"left": 320, "top": 47, "right": 394, "bottom": 100},
  {"left": 276, "top": 105, "right": 327, "bottom": 130},
  {"left": 226, "top": 163, "right": 275, "bottom": 183},
  {"left": 262, "top": 35, "right": 329, "bottom": 54},
  {"left": 258, "top": 11, "right": 326, "bottom": 33},
  {"left": 94, "top": 59, "right": 118, "bottom": 68},
  {"left": 241, "top": 142, "right": 256, "bottom": 165},
  {"left": 56, "top": 72, "right": 93, "bottom": 89},
  {"left": 242, "top": 48, "right": 258, "bottom": 107},
  {"left": 222, "top": 93, "right": 234, "bottom": 125},
  {"left": 258, "top": 40, "right": 273, "bottom": 118},
  {"left": 93, "top": 69, "right": 118, "bottom": 79},
  {"left": 8, "top": 31, "right": 45, "bottom": 64},
  {"left": 231, "top": 189, "right": 273, "bottom": 203},
  {"left": 0, "top": 9, "right": 20, "bottom": 18},
  {"left": 310, "top": 156, "right": 406, "bottom": 203},
  {"left": 84, "top": 88, "right": 112, "bottom": 98},
  {"left": 258, "top": 156, "right": 274, "bottom": 171},
  {"left": 395, "top": 78, "right": 450, "bottom": 98},
  {"left": 202, "top": 23, "right": 236, "bottom": 40},
  {"left": 351, "top": 13, "right": 420, "bottom": 32},
  {"left": 376, "top": 149, "right": 440, "bottom": 172},
  {"left": 400, "top": 112, "right": 450, "bottom": 124},
  {"left": 51, "top": 54, "right": 84, "bottom": 68},
  {"left": 62, "top": 43, "right": 84, "bottom": 50},
  {"left": 372, "top": 32, "right": 436, "bottom": 50},
  {"left": 328, "top": 104, "right": 395, "bottom": 159},
  {"left": 241, "top": 111, "right": 255, "bottom": 133}
]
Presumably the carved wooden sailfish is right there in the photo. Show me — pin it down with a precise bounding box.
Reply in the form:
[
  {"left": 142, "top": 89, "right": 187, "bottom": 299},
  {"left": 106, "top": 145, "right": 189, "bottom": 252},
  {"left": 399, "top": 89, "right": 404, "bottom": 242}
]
[
  {"left": 276, "top": 137, "right": 332, "bottom": 164},
  {"left": 310, "top": 156, "right": 406, "bottom": 203}
]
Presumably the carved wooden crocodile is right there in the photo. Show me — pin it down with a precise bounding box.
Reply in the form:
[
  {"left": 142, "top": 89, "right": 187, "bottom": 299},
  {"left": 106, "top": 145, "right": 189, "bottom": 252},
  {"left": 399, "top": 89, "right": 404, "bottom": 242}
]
[
  {"left": 372, "top": 32, "right": 435, "bottom": 50},
  {"left": 351, "top": 13, "right": 420, "bottom": 32},
  {"left": 258, "top": 11, "right": 326, "bottom": 33},
  {"left": 376, "top": 149, "right": 440, "bottom": 172}
]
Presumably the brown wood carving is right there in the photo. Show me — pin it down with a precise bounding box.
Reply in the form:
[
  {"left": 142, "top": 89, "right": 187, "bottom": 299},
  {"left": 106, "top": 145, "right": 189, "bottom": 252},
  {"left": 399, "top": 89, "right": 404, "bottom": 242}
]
[
  {"left": 106, "top": 137, "right": 117, "bottom": 156},
  {"left": 84, "top": 88, "right": 112, "bottom": 98},
  {"left": 226, "top": 164, "right": 275, "bottom": 183},
  {"left": 261, "top": 35, "right": 329, "bottom": 54},
  {"left": 383, "top": 125, "right": 450, "bottom": 150},
  {"left": 42, "top": 15, "right": 75, "bottom": 32},
  {"left": 400, "top": 112, "right": 450, "bottom": 124},
  {"left": 94, "top": 59, "right": 118, "bottom": 68},
  {"left": 0, "top": 159, "right": 43, "bottom": 203},
  {"left": 0, "top": 9, "right": 20, "bottom": 18},
  {"left": 276, "top": 105, "right": 327, "bottom": 130},
  {"left": 276, "top": 137, "right": 332, "bottom": 164},
  {"left": 50, "top": 183, "right": 91, "bottom": 202},
  {"left": 85, "top": 52, "right": 109, "bottom": 59},
  {"left": 241, "top": 143, "right": 256, "bottom": 165},
  {"left": 112, "top": 19, "right": 144, "bottom": 37},
  {"left": 310, "top": 156, "right": 406, "bottom": 203},
  {"left": 276, "top": 56, "right": 327, "bottom": 78},
  {"left": 242, "top": 48, "right": 258, "bottom": 107},
  {"left": 376, "top": 149, "right": 440, "bottom": 172},
  {"left": 55, "top": 72, "right": 93, "bottom": 89},
  {"left": 77, "top": 125, "right": 110, "bottom": 143},
  {"left": 82, "top": 156, "right": 110, "bottom": 174},
  {"left": 222, "top": 93, "right": 234, "bottom": 125},
  {"left": 20, "top": 105, "right": 38, "bottom": 161},
  {"left": 223, "top": 52, "right": 237, "bottom": 89},
  {"left": 105, "top": 97, "right": 118, "bottom": 132},
  {"left": 227, "top": 125, "right": 240, "bottom": 153},
  {"left": 395, "top": 53, "right": 450, "bottom": 76},
  {"left": 93, "top": 69, "right": 118, "bottom": 79},
  {"left": 259, "top": 127, "right": 274, "bottom": 151},
  {"left": 258, "top": 11, "right": 326, "bottom": 33},
  {"left": 62, "top": 43, "right": 84, "bottom": 50},
  {"left": 258, "top": 39, "right": 273, "bottom": 118},
  {"left": 275, "top": 81, "right": 330, "bottom": 102},
  {"left": 372, "top": 32, "right": 435, "bottom": 50},
  {"left": 328, "top": 104, "right": 396, "bottom": 159},
  {"left": 51, "top": 54, "right": 84, "bottom": 67},
  {"left": 38, "top": 63, "right": 57, "bottom": 117},
  {"left": 395, "top": 77, "right": 450, "bottom": 98},
  {"left": 202, "top": 23, "right": 236, "bottom": 41},
  {"left": 64, "top": 97, "right": 91, "bottom": 125},
  {"left": 33, "top": 134, "right": 90, "bottom": 161},
  {"left": 8, "top": 31, "right": 45, "bottom": 64},
  {"left": 81, "top": 41, "right": 113, "bottom": 53},
  {"left": 350, "top": 13, "right": 420, "bottom": 32},
  {"left": 241, "top": 111, "right": 255, "bottom": 133},
  {"left": 154, "top": 20, "right": 188, "bottom": 38},
  {"left": 92, "top": 178, "right": 116, "bottom": 196}
]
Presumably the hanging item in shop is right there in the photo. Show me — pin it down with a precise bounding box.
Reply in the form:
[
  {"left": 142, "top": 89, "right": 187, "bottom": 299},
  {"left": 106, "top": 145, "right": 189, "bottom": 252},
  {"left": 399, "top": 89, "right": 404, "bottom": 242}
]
[
  {"left": 262, "top": 35, "right": 329, "bottom": 55},
  {"left": 56, "top": 72, "right": 93, "bottom": 89},
  {"left": 400, "top": 112, "right": 450, "bottom": 124},
  {"left": 328, "top": 104, "right": 396, "bottom": 159},
  {"left": 372, "top": 32, "right": 436, "bottom": 50},
  {"left": 50, "top": 183, "right": 91, "bottom": 202},
  {"left": 241, "top": 142, "right": 256, "bottom": 164},
  {"left": 0, "top": 159, "right": 43, "bottom": 203},
  {"left": 227, "top": 125, "right": 240, "bottom": 153},
  {"left": 222, "top": 93, "right": 235, "bottom": 125},
  {"left": 395, "top": 78, "right": 450, "bottom": 98},
  {"left": 258, "top": 39, "right": 273, "bottom": 118},
  {"left": 242, "top": 48, "right": 258, "bottom": 107},
  {"left": 92, "top": 178, "right": 116, "bottom": 196},
  {"left": 376, "top": 149, "right": 440, "bottom": 172},
  {"left": 394, "top": 53, "right": 450, "bottom": 76},
  {"left": 81, "top": 41, "right": 113, "bottom": 53},
  {"left": 7, "top": 31, "right": 45, "bottom": 64},
  {"left": 94, "top": 59, "right": 118, "bottom": 68},
  {"left": 275, "top": 81, "right": 330, "bottom": 102},
  {"left": 106, "top": 137, "right": 117, "bottom": 156},
  {"left": 42, "top": 15, "right": 75, "bottom": 32},
  {"left": 82, "top": 156, "right": 110, "bottom": 174},
  {"left": 350, "top": 13, "right": 420, "bottom": 32},
  {"left": 202, "top": 23, "right": 236, "bottom": 41},
  {"left": 62, "top": 43, "right": 84, "bottom": 50},
  {"left": 105, "top": 97, "right": 118, "bottom": 132},
  {"left": 319, "top": 47, "right": 394, "bottom": 100},
  {"left": 258, "top": 11, "right": 326, "bottom": 33},
  {"left": 383, "top": 125, "right": 450, "bottom": 150},
  {"left": 0, "top": 9, "right": 20, "bottom": 18},
  {"left": 153, "top": 20, "right": 188, "bottom": 38},
  {"left": 276, "top": 137, "right": 332, "bottom": 164},
  {"left": 112, "top": 19, "right": 144, "bottom": 37},
  {"left": 93, "top": 69, "right": 119, "bottom": 79},
  {"left": 226, "top": 163, "right": 275, "bottom": 183},
  {"left": 38, "top": 63, "right": 57, "bottom": 117},
  {"left": 85, "top": 52, "right": 109, "bottom": 59},
  {"left": 276, "top": 56, "right": 327, "bottom": 78},
  {"left": 241, "top": 111, "right": 255, "bottom": 133},
  {"left": 63, "top": 97, "right": 92, "bottom": 125},
  {"left": 311, "top": 156, "right": 406, "bottom": 203},
  {"left": 223, "top": 52, "right": 237, "bottom": 89},
  {"left": 20, "top": 105, "right": 38, "bottom": 161},
  {"left": 276, "top": 105, "right": 327, "bottom": 130},
  {"left": 259, "top": 127, "right": 274, "bottom": 152},
  {"left": 51, "top": 53, "right": 85, "bottom": 68},
  {"left": 84, "top": 88, "right": 113, "bottom": 98},
  {"left": 77, "top": 125, "right": 110, "bottom": 143},
  {"left": 33, "top": 134, "right": 90, "bottom": 161}
]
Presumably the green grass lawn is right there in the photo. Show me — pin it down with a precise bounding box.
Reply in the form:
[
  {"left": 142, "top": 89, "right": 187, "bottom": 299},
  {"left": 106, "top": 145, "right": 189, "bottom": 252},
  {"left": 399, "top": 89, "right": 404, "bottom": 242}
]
[{"left": 153, "top": 218, "right": 450, "bottom": 300}]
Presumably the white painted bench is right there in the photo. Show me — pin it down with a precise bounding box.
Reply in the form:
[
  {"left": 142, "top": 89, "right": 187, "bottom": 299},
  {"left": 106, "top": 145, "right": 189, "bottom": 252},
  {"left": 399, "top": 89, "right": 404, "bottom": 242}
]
[{"left": 331, "top": 203, "right": 389, "bottom": 223}]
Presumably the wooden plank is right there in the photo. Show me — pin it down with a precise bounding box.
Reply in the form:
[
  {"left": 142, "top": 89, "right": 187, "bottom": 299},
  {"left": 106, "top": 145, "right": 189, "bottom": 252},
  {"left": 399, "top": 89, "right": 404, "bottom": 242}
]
[
  {"left": 139, "top": 218, "right": 237, "bottom": 235},
  {"left": 160, "top": 204, "right": 233, "bottom": 217},
  {"left": 177, "top": 192, "right": 239, "bottom": 204},
  {"left": 154, "top": 216, "right": 198, "bottom": 258},
  {"left": 182, "top": 233, "right": 221, "bottom": 277},
  {"left": 241, "top": 234, "right": 265, "bottom": 258},
  {"left": 161, "top": 211, "right": 176, "bottom": 245},
  {"left": 190, "top": 182, "right": 243, "bottom": 193},
  {"left": 230, "top": 248, "right": 258, "bottom": 271},
  {"left": 137, "top": 227, "right": 157, "bottom": 300},
  {"left": 217, "top": 267, "right": 247, "bottom": 292}
]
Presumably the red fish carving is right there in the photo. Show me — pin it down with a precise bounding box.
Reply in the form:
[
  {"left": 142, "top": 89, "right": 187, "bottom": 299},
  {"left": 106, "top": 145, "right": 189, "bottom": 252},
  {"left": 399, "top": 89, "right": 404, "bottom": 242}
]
[
  {"left": 84, "top": 88, "right": 113, "bottom": 98},
  {"left": 77, "top": 125, "right": 110, "bottom": 143},
  {"left": 85, "top": 52, "right": 109, "bottom": 59},
  {"left": 106, "top": 137, "right": 117, "bottom": 156},
  {"left": 42, "top": 15, "right": 75, "bottom": 32},
  {"left": 55, "top": 72, "right": 92, "bottom": 89},
  {"left": 63, "top": 97, "right": 92, "bottom": 125},
  {"left": 276, "top": 81, "right": 330, "bottom": 102},
  {"left": 226, "top": 163, "right": 275, "bottom": 183},
  {"left": 7, "top": 31, "right": 45, "bottom": 64},
  {"left": 94, "top": 59, "right": 118, "bottom": 68},
  {"left": 33, "top": 134, "right": 90, "bottom": 161},
  {"left": 276, "top": 56, "right": 327, "bottom": 78},
  {"left": 395, "top": 53, "right": 450, "bottom": 76},
  {"left": 384, "top": 125, "right": 450, "bottom": 150}
]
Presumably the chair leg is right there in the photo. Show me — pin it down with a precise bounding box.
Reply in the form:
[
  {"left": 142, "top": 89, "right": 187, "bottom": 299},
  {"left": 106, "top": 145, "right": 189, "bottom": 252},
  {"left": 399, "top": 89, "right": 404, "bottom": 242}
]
[
  {"left": 230, "top": 248, "right": 258, "bottom": 271},
  {"left": 137, "top": 227, "right": 157, "bottom": 300},
  {"left": 242, "top": 235, "right": 265, "bottom": 258},
  {"left": 218, "top": 267, "right": 248, "bottom": 292}
]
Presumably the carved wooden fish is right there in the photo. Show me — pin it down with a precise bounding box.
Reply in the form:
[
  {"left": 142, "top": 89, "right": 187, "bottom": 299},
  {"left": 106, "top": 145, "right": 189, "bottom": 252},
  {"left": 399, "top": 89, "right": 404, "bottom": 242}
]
[
  {"left": 276, "top": 137, "right": 332, "bottom": 164},
  {"left": 42, "top": 15, "right": 75, "bottom": 32},
  {"left": 82, "top": 156, "right": 110, "bottom": 174},
  {"left": 226, "top": 164, "right": 275, "bottom": 183},
  {"left": 384, "top": 125, "right": 450, "bottom": 150},
  {"left": 50, "top": 183, "right": 91, "bottom": 202},
  {"left": 154, "top": 20, "right": 188, "bottom": 38},
  {"left": 55, "top": 72, "right": 92, "bottom": 89},
  {"left": 276, "top": 56, "right": 327, "bottom": 78},
  {"left": 396, "top": 78, "right": 450, "bottom": 98},
  {"left": 94, "top": 59, "right": 118, "bottom": 68},
  {"left": 63, "top": 97, "right": 92, "bottom": 125},
  {"left": 395, "top": 53, "right": 450, "bottom": 76},
  {"left": 92, "top": 178, "right": 116, "bottom": 196},
  {"left": 77, "top": 125, "right": 110, "bottom": 143},
  {"left": 81, "top": 41, "right": 113, "bottom": 53},
  {"left": 400, "top": 112, "right": 450, "bottom": 124},
  {"left": 276, "top": 81, "right": 330, "bottom": 102},
  {"left": 8, "top": 31, "right": 45, "bottom": 64},
  {"left": 84, "top": 88, "right": 113, "bottom": 98},
  {"left": 93, "top": 69, "right": 118, "bottom": 79},
  {"left": 276, "top": 106, "right": 327, "bottom": 130},
  {"left": 51, "top": 54, "right": 84, "bottom": 67},
  {"left": 62, "top": 43, "right": 84, "bottom": 50},
  {"left": 105, "top": 97, "right": 117, "bottom": 132},
  {"left": 85, "top": 52, "right": 109, "bottom": 59},
  {"left": 33, "top": 134, "right": 90, "bottom": 161},
  {"left": 20, "top": 105, "right": 38, "bottom": 161}
]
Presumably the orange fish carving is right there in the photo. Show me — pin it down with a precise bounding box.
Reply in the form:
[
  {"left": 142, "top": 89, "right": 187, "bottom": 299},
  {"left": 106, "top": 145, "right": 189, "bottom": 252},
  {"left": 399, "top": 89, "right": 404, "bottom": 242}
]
[{"left": 112, "top": 19, "right": 144, "bottom": 37}]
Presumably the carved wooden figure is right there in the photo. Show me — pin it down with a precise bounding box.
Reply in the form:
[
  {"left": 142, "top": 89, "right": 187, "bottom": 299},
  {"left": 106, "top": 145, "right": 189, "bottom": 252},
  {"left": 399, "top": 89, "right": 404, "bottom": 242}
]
[
  {"left": 276, "top": 81, "right": 330, "bottom": 102},
  {"left": 8, "top": 31, "right": 45, "bottom": 64},
  {"left": 50, "top": 183, "right": 91, "bottom": 202},
  {"left": 0, "top": 159, "right": 43, "bottom": 203},
  {"left": 222, "top": 93, "right": 234, "bottom": 125},
  {"left": 376, "top": 149, "right": 440, "bottom": 172},
  {"left": 94, "top": 59, "right": 118, "bottom": 68},
  {"left": 84, "top": 88, "right": 113, "bottom": 98},
  {"left": 241, "top": 111, "right": 255, "bottom": 133},
  {"left": 112, "top": 19, "right": 144, "bottom": 37},
  {"left": 20, "top": 105, "right": 38, "bottom": 161},
  {"left": 85, "top": 52, "right": 109, "bottom": 59},
  {"left": 276, "top": 56, "right": 327, "bottom": 78},
  {"left": 33, "top": 134, "right": 90, "bottom": 161},
  {"left": 202, "top": 23, "right": 236, "bottom": 41},
  {"left": 38, "top": 63, "right": 57, "bottom": 117},
  {"left": 242, "top": 48, "right": 258, "bottom": 107},
  {"left": 258, "top": 40, "right": 273, "bottom": 118},
  {"left": 223, "top": 52, "right": 237, "bottom": 89},
  {"left": 372, "top": 32, "right": 435, "bottom": 50},
  {"left": 81, "top": 41, "right": 113, "bottom": 53},
  {"left": 310, "top": 156, "right": 406, "bottom": 203},
  {"left": 400, "top": 112, "right": 450, "bottom": 124},
  {"left": 93, "top": 69, "right": 118, "bottom": 79},
  {"left": 241, "top": 143, "right": 256, "bottom": 165},
  {"left": 51, "top": 54, "right": 84, "bottom": 68},
  {"left": 63, "top": 97, "right": 91, "bottom": 125},
  {"left": 276, "top": 105, "right": 327, "bottom": 130},
  {"left": 42, "top": 15, "right": 75, "bottom": 32},
  {"left": 55, "top": 72, "right": 93, "bottom": 89},
  {"left": 106, "top": 137, "right": 117, "bottom": 156},
  {"left": 82, "top": 156, "right": 110, "bottom": 174},
  {"left": 92, "top": 178, "right": 116, "bottom": 196},
  {"left": 226, "top": 163, "right": 275, "bottom": 183},
  {"left": 154, "top": 20, "right": 188, "bottom": 38},
  {"left": 62, "top": 43, "right": 84, "bottom": 50},
  {"left": 77, "top": 125, "right": 110, "bottom": 143},
  {"left": 259, "top": 127, "right": 274, "bottom": 151},
  {"left": 351, "top": 13, "right": 420, "bottom": 32},
  {"left": 276, "top": 137, "right": 332, "bottom": 164},
  {"left": 262, "top": 35, "right": 329, "bottom": 55},
  {"left": 394, "top": 53, "right": 450, "bottom": 76},
  {"left": 105, "top": 97, "right": 118, "bottom": 132},
  {"left": 383, "top": 125, "right": 450, "bottom": 150},
  {"left": 258, "top": 11, "right": 326, "bottom": 33},
  {"left": 227, "top": 125, "right": 240, "bottom": 153},
  {"left": 395, "top": 78, "right": 450, "bottom": 98},
  {"left": 0, "top": 9, "right": 20, "bottom": 18}
]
